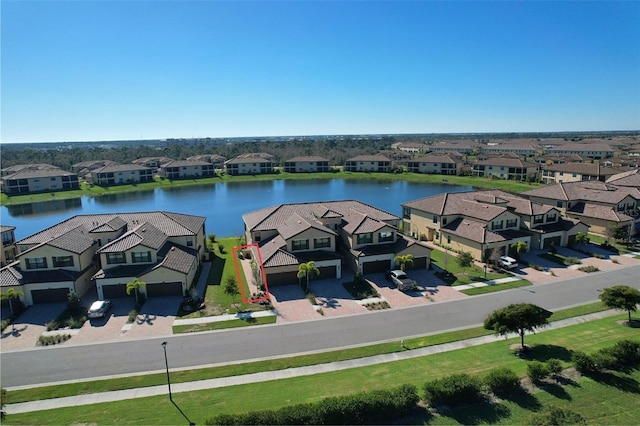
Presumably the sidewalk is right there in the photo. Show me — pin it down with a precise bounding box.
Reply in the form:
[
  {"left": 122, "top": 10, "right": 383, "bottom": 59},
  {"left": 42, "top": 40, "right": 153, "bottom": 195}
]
[{"left": 4, "top": 309, "right": 621, "bottom": 415}]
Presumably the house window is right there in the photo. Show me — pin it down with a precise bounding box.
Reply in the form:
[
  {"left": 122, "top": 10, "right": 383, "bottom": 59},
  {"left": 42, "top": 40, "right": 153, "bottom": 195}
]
[
  {"left": 402, "top": 208, "right": 411, "bottom": 219},
  {"left": 131, "top": 251, "right": 152, "bottom": 263},
  {"left": 106, "top": 252, "right": 127, "bottom": 264},
  {"left": 447, "top": 235, "right": 451, "bottom": 244},
  {"left": 378, "top": 231, "right": 394, "bottom": 242},
  {"left": 254, "top": 233, "right": 261, "bottom": 242},
  {"left": 556, "top": 201, "right": 563, "bottom": 208},
  {"left": 534, "top": 215, "right": 544, "bottom": 224},
  {"left": 25, "top": 257, "right": 47, "bottom": 269},
  {"left": 546, "top": 213, "right": 557, "bottom": 222},
  {"left": 52, "top": 255, "right": 74, "bottom": 267},
  {"left": 492, "top": 220, "right": 504, "bottom": 230},
  {"left": 506, "top": 219, "right": 518, "bottom": 228},
  {"left": 291, "top": 239, "right": 309, "bottom": 251},
  {"left": 314, "top": 237, "right": 331, "bottom": 249},
  {"left": 357, "top": 233, "right": 373, "bottom": 245},
  {"left": 442, "top": 217, "right": 448, "bottom": 225},
  {"left": 186, "top": 237, "right": 194, "bottom": 247},
  {"left": 433, "top": 215, "right": 438, "bottom": 224}
]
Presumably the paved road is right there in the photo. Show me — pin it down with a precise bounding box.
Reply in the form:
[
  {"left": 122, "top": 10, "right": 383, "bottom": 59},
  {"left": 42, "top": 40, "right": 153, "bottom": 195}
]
[{"left": 2, "top": 265, "right": 639, "bottom": 387}]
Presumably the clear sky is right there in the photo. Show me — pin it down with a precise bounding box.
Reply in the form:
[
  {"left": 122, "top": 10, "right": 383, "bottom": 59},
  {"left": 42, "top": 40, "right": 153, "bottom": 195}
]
[{"left": 2, "top": 1, "right": 639, "bottom": 143}]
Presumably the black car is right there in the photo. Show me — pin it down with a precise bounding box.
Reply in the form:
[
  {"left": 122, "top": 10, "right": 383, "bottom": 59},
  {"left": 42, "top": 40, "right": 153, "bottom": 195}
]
[{"left": 180, "top": 296, "right": 205, "bottom": 312}]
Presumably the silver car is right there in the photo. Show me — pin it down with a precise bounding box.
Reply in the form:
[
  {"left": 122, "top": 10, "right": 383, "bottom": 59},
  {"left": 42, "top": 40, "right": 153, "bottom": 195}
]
[{"left": 88, "top": 300, "right": 112, "bottom": 319}]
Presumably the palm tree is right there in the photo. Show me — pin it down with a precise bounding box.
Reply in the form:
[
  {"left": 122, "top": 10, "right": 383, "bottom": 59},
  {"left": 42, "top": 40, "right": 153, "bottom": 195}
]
[
  {"left": 510, "top": 241, "right": 528, "bottom": 259},
  {"left": 574, "top": 232, "right": 590, "bottom": 248},
  {"left": 394, "top": 254, "right": 414, "bottom": 271},
  {"left": 0, "top": 288, "right": 24, "bottom": 317},
  {"left": 126, "top": 278, "right": 146, "bottom": 306},
  {"left": 297, "top": 261, "right": 320, "bottom": 293}
]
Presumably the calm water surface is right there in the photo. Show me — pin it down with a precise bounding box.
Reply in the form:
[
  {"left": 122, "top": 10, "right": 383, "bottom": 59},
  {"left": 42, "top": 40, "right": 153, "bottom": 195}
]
[{"left": 1, "top": 179, "right": 473, "bottom": 240}]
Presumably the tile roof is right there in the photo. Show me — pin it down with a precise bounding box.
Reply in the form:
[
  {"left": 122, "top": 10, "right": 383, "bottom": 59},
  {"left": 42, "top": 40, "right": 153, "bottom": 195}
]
[
  {"left": 606, "top": 169, "right": 640, "bottom": 188},
  {"left": 0, "top": 262, "right": 22, "bottom": 287},
  {"left": 542, "top": 162, "right": 621, "bottom": 175},
  {"left": 345, "top": 154, "right": 391, "bottom": 162},
  {"left": 285, "top": 156, "right": 330, "bottom": 162},
  {"left": 568, "top": 203, "right": 634, "bottom": 223},
  {"left": 2, "top": 169, "right": 77, "bottom": 180},
  {"left": 473, "top": 157, "right": 538, "bottom": 168},
  {"left": 441, "top": 217, "right": 506, "bottom": 244},
  {"left": 522, "top": 181, "right": 640, "bottom": 204},
  {"left": 47, "top": 226, "right": 96, "bottom": 254},
  {"left": 1, "top": 262, "right": 82, "bottom": 286},
  {"left": 410, "top": 153, "right": 465, "bottom": 163},
  {"left": 161, "top": 159, "right": 211, "bottom": 167},
  {"left": 548, "top": 143, "right": 615, "bottom": 153},
  {"left": 92, "top": 164, "right": 153, "bottom": 173},
  {"left": 152, "top": 243, "right": 198, "bottom": 274},
  {"left": 1, "top": 225, "right": 16, "bottom": 233},
  {"left": 97, "top": 222, "right": 167, "bottom": 253}
]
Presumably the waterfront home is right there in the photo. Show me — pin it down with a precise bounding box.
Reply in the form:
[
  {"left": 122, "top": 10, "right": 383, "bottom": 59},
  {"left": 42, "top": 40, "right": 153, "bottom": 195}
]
[
  {"left": 71, "top": 160, "right": 119, "bottom": 178},
  {"left": 546, "top": 143, "right": 616, "bottom": 159},
  {"left": 407, "top": 152, "right": 464, "bottom": 175},
  {"left": 132, "top": 157, "right": 174, "bottom": 173},
  {"left": 402, "top": 190, "right": 588, "bottom": 260},
  {"left": 0, "top": 212, "right": 205, "bottom": 304},
  {"left": 243, "top": 200, "right": 431, "bottom": 286},
  {"left": 224, "top": 153, "right": 276, "bottom": 175},
  {"left": 540, "top": 162, "right": 622, "bottom": 184},
  {"left": 521, "top": 181, "right": 640, "bottom": 236},
  {"left": 158, "top": 159, "right": 216, "bottom": 179},
  {"left": 187, "top": 154, "right": 227, "bottom": 168},
  {"left": 1, "top": 226, "right": 17, "bottom": 267},
  {"left": 471, "top": 157, "right": 539, "bottom": 181},
  {"left": 344, "top": 155, "right": 392, "bottom": 172},
  {"left": 283, "top": 156, "right": 331, "bottom": 173},
  {"left": 1, "top": 169, "right": 80, "bottom": 195},
  {"left": 89, "top": 164, "right": 154, "bottom": 186}
]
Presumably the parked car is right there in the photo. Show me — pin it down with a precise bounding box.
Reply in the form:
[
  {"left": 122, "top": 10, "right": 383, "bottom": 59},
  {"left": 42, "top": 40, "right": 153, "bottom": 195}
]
[
  {"left": 385, "top": 270, "right": 417, "bottom": 291},
  {"left": 499, "top": 256, "right": 518, "bottom": 270},
  {"left": 180, "top": 295, "right": 205, "bottom": 312},
  {"left": 88, "top": 300, "right": 112, "bottom": 319}
]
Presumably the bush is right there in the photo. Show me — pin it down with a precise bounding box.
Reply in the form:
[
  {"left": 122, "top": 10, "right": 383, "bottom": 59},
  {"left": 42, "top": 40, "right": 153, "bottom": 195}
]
[
  {"left": 526, "top": 405, "right": 586, "bottom": 425},
  {"left": 424, "top": 373, "right": 484, "bottom": 407},
  {"left": 563, "top": 256, "right": 581, "bottom": 265},
  {"left": 546, "top": 358, "right": 563, "bottom": 376},
  {"left": 38, "top": 334, "right": 71, "bottom": 346},
  {"left": 527, "top": 361, "right": 550, "bottom": 382},
  {"left": 578, "top": 265, "right": 599, "bottom": 273},
  {"left": 0, "top": 319, "right": 10, "bottom": 332},
  {"left": 572, "top": 350, "right": 598, "bottom": 374},
  {"left": 484, "top": 367, "right": 520, "bottom": 393},
  {"left": 608, "top": 339, "right": 640, "bottom": 367},
  {"left": 205, "top": 384, "right": 419, "bottom": 425}
]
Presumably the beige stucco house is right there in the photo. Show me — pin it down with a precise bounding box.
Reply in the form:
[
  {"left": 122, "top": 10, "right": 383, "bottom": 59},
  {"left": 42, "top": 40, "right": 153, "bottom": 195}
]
[
  {"left": 224, "top": 153, "right": 276, "bottom": 175},
  {"left": 344, "top": 155, "right": 392, "bottom": 172},
  {"left": 283, "top": 156, "right": 331, "bottom": 173},
  {"left": 90, "top": 164, "right": 155, "bottom": 186},
  {"left": 158, "top": 160, "right": 216, "bottom": 179},
  {"left": 407, "top": 152, "right": 464, "bottom": 175}
]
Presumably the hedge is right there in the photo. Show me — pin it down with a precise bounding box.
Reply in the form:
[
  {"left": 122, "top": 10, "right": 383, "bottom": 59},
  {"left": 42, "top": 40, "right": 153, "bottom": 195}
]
[{"left": 423, "top": 373, "right": 484, "bottom": 407}]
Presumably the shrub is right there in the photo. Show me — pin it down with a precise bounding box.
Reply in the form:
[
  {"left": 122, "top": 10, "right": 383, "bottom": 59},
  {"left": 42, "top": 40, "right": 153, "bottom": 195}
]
[
  {"left": 546, "top": 358, "right": 563, "bottom": 376},
  {"left": 578, "top": 265, "right": 599, "bottom": 273},
  {"left": 526, "top": 405, "right": 586, "bottom": 425},
  {"left": 0, "top": 319, "right": 10, "bottom": 332},
  {"left": 45, "top": 320, "right": 60, "bottom": 331},
  {"left": 563, "top": 256, "right": 581, "bottom": 265},
  {"left": 424, "top": 373, "right": 484, "bottom": 407},
  {"left": 608, "top": 339, "right": 640, "bottom": 367},
  {"left": 38, "top": 334, "right": 71, "bottom": 346},
  {"left": 572, "top": 350, "right": 598, "bottom": 374},
  {"left": 590, "top": 349, "right": 618, "bottom": 371},
  {"left": 527, "top": 361, "right": 550, "bottom": 382},
  {"left": 484, "top": 367, "right": 520, "bottom": 394}
]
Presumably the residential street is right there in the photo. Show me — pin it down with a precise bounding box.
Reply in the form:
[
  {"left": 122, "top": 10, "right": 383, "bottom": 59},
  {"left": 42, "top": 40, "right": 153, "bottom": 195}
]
[{"left": 2, "top": 264, "right": 639, "bottom": 388}]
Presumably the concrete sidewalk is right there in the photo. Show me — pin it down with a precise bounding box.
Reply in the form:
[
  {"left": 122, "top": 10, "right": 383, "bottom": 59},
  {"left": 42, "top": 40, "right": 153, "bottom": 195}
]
[{"left": 5, "top": 309, "right": 621, "bottom": 415}]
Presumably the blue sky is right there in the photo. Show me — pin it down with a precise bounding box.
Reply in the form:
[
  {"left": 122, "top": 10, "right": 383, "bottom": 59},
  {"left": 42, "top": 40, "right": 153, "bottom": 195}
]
[{"left": 2, "top": 1, "right": 639, "bottom": 143}]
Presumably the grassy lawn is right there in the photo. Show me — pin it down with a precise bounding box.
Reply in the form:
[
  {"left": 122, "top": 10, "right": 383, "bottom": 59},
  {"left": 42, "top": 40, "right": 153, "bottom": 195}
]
[
  {"left": 6, "top": 313, "right": 638, "bottom": 425},
  {"left": 0, "top": 172, "right": 543, "bottom": 206},
  {"left": 461, "top": 279, "right": 532, "bottom": 295},
  {"left": 429, "top": 248, "right": 510, "bottom": 285},
  {"left": 587, "top": 233, "right": 638, "bottom": 255},
  {"left": 172, "top": 315, "right": 276, "bottom": 333},
  {"left": 4, "top": 302, "right": 609, "bottom": 405}
]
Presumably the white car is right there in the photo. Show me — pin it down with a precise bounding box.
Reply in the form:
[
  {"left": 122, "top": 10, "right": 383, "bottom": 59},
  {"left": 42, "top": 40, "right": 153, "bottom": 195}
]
[
  {"left": 88, "top": 300, "right": 112, "bottom": 318},
  {"left": 499, "top": 256, "right": 518, "bottom": 270}
]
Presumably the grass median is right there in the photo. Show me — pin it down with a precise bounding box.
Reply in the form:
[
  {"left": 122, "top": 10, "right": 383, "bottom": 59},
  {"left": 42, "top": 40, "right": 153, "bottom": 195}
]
[
  {"left": 4, "top": 302, "right": 608, "bottom": 404},
  {"left": 6, "top": 311, "right": 637, "bottom": 425}
]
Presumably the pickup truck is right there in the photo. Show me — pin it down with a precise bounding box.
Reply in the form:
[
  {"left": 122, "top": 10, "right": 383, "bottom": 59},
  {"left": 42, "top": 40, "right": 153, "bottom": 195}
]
[{"left": 386, "top": 270, "right": 417, "bottom": 291}]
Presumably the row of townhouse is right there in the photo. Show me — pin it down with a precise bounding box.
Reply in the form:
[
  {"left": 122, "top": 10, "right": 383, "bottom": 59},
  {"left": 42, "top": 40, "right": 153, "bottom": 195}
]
[{"left": 0, "top": 212, "right": 206, "bottom": 305}]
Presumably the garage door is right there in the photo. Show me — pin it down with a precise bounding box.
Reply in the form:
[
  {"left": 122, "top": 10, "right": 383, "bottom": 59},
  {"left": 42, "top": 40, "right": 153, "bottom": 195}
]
[
  {"left": 363, "top": 260, "right": 391, "bottom": 274},
  {"left": 265, "top": 270, "right": 299, "bottom": 287},
  {"left": 543, "top": 236, "right": 562, "bottom": 249},
  {"left": 31, "top": 288, "right": 70, "bottom": 304},
  {"left": 317, "top": 265, "right": 337, "bottom": 279},
  {"left": 103, "top": 284, "right": 128, "bottom": 298},
  {"left": 408, "top": 257, "right": 427, "bottom": 270},
  {"left": 146, "top": 282, "right": 183, "bottom": 297}
]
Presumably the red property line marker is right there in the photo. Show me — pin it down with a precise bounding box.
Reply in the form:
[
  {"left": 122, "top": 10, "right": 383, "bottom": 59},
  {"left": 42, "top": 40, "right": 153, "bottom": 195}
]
[{"left": 231, "top": 243, "right": 270, "bottom": 304}]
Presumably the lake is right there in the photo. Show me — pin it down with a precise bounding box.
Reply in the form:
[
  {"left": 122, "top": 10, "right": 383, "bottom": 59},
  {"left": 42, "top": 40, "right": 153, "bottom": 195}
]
[{"left": 1, "top": 179, "right": 473, "bottom": 240}]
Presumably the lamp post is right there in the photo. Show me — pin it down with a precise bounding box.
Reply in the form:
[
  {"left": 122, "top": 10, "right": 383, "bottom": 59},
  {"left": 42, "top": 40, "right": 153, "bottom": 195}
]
[{"left": 161, "top": 341, "right": 172, "bottom": 401}]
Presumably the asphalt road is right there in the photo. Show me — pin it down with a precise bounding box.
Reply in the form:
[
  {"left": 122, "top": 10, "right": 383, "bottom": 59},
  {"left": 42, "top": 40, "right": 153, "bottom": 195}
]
[{"left": 2, "top": 265, "right": 639, "bottom": 388}]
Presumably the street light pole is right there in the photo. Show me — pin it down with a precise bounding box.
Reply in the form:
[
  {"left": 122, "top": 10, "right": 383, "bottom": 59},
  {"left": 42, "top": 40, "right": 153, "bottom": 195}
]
[{"left": 161, "top": 341, "right": 172, "bottom": 401}]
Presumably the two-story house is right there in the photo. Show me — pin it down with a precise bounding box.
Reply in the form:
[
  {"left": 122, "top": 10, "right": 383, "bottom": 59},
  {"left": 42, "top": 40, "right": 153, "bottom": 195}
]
[
  {"left": 71, "top": 160, "right": 120, "bottom": 178},
  {"left": 540, "top": 163, "right": 622, "bottom": 184},
  {"left": 131, "top": 157, "right": 174, "bottom": 173},
  {"left": 471, "top": 157, "right": 539, "bottom": 181},
  {"left": 224, "top": 153, "right": 276, "bottom": 176},
  {"left": 546, "top": 143, "right": 616, "bottom": 159},
  {"left": 243, "top": 200, "right": 431, "bottom": 286},
  {"left": 407, "top": 152, "right": 465, "bottom": 175},
  {"left": 1, "top": 226, "right": 17, "bottom": 267},
  {"left": 402, "top": 190, "right": 587, "bottom": 261},
  {"left": 90, "top": 164, "right": 155, "bottom": 186},
  {"left": 344, "top": 155, "right": 392, "bottom": 172},
  {"left": 1, "top": 169, "right": 80, "bottom": 195},
  {"left": 0, "top": 212, "right": 206, "bottom": 305},
  {"left": 159, "top": 160, "right": 216, "bottom": 179},
  {"left": 187, "top": 154, "right": 227, "bottom": 169},
  {"left": 283, "top": 156, "right": 331, "bottom": 173}
]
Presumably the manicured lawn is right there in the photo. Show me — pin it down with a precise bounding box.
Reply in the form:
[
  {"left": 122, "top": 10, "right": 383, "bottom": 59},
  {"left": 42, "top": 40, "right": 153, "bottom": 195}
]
[
  {"left": 3, "top": 302, "right": 611, "bottom": 405},
  {"left": 172, "top": 315, "right": 276, "bottom": 333},
  {"left": 461, "top": 279, "right": 532, "bottom": 295},
  {"left": 6, "top": 313, "right": 638, "bottom": 425},
  {"left": 429, "top": 248, "right": 510, "bottom": 285}
]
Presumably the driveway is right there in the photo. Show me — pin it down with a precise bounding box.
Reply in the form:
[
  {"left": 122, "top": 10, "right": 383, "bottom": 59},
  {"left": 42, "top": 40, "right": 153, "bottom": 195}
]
[{"left": 0, "top": 302, "right": 66, "bottom": 351}]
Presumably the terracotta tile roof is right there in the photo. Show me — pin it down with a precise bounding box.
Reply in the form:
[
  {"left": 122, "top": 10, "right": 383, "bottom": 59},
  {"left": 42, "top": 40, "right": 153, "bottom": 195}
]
[
  {"left": 522, "top": 181, "right": 640, "bottom": 204},
  {"left": 473, "top": 157, "right": 538, "bottom": 168},
  {"left": 256, "top": 235, "right": 298, "bottom": 268},
  {"left": 441, "top": 218, "right": 506, "bottom": 244},
  {"left": 606, "top": 169, "right": 640, "bottom": 187},
  {"left": 47, "top": 226, "right": 96, "bottom": 254},
  {"left": 2, "top": 261, "right": 82, "bottom": 286},
  {"left": 151, "top": 243, "right": 198, "bottom": 274},
  {"left": 345, "top": 154, "right": 391, "bottom": 162}
]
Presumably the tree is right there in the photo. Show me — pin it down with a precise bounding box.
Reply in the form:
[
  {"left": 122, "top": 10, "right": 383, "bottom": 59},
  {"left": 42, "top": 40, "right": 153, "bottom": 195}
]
[
  {"left": 297, "top": 261, "right": 320, "bottom": 293},
  {"left": 393, "top": 254, "right": 414, "bottom": 272},
  {"left": 484, "top": 303, "right": 550, "bottom": 350},
  {"left": 457, "top": 251, "right": 474, "bottom": 274},
  {"left": 574, "top": 232, "right": 590, "bottom": 248},
  {"left": 605, "top": 222, "right": 617, "bottom": 245},
  {"left": 126, "top": 278, "right": 146, "bottom": 306},
  {"left": 510, "top": 241, "right": 528, "bottom": 259},
  {"left": 0, "top": 288, "right": 24, "bottom": 317},
  {"left": 599, "top": 285, "right": 640, "bottom": 322},
  {"left": 224, "top": 276, "right": 240, "bottom": 307}
]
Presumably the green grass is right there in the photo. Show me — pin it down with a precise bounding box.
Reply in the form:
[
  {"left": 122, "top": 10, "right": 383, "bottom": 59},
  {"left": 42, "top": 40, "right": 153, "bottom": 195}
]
[
  {"left": 429, "top": 248, "right": 510, "bottom": 285},
  {"left": 3, "top": 302, "right": 609, "bottom": 405},
  {"left": 172, "top": 315, "right": 276, "bottom": 333},
  {"left": 461, "top": 279, "right": 532, "bottom": 295},
  {"left": 5, "top": 313, "right": 638, "bottom": 425},
  {"left": 0, "top": 172, "right": 543, "bottom": 206}
]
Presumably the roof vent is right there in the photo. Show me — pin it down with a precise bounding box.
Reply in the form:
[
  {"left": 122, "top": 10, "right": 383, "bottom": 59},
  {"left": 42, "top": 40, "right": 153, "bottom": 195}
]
[{"left": 171, "top": 246, "right": 175, "bottom": 251}]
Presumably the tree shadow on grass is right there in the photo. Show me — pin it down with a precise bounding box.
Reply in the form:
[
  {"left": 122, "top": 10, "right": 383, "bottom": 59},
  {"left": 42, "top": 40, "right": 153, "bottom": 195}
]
[
  {"left": 496, "top": 388, "right": 542, "bottom": 411},
  {"left": 539, "top": 381, "right": 572, "bottom": 400},
  {"left": 440, "top": 401, "right": 511, "bottom": 425},
  {"left": 589, "top": 371, "right": 640, "bottom": 394},
  {"left": 209, "top": 254, "right": 225, "bottom": 285},
  {"left": 525, "top": 344, "right": 573, "bottom": 362}
]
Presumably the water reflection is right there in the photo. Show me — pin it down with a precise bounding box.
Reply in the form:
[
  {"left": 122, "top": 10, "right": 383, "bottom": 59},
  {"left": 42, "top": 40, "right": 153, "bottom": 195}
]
[
  {"left": 6, "top": 198, "right": 82, "bottom": 218},
  {"left": 93, "top": 189, "right": 156, "bottom": 206}
]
